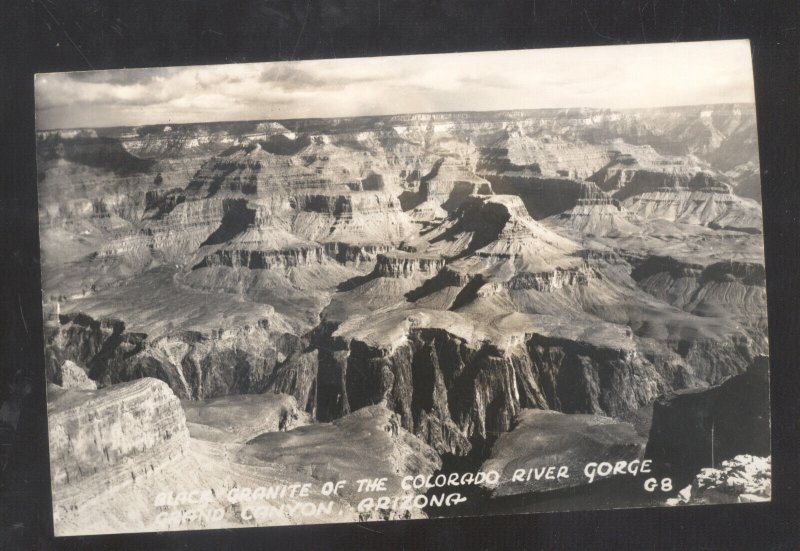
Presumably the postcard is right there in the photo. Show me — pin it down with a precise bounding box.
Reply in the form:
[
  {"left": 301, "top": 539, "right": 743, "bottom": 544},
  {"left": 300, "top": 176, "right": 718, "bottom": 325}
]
[{"left": 35, "top": 40, "right": 770, "bottom": 536}]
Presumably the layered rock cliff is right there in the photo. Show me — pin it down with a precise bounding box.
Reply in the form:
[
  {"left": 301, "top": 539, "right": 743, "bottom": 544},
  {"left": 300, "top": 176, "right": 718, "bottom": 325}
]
[
  {"left": 38, "top": 104, "right": 768, "bottom": 530},
  {"left": 45, "top": 312, "right": 306, "bottom": 400},
  {"left": 48, "top": 378, "right": 189, "bottom": 504},
  {"left": 631, "top": 256, "right": 768, "bottom": 345},
  {"left": 301, "top": 311, "right": 667, "bottom": 455},
  {"left": 487, "top": 175, "right": 616, "bottom": 220}
]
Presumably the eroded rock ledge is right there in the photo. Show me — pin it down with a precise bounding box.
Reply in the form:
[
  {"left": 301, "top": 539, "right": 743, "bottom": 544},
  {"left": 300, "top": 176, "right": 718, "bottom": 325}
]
[
  {"left": 281, "top": 317, "right": 665, "bottom": 456},
  {"left": 48, "top": 378, "right": 189, "bottom": 504}
]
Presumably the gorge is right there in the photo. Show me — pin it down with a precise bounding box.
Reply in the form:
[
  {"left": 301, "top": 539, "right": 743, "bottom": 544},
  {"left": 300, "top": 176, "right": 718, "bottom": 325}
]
[{"left": 37, "top": 104, "right": 769, "bottom": 533}]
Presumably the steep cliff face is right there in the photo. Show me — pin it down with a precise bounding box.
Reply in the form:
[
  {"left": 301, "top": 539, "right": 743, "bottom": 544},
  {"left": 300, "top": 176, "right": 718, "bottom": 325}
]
[
  {"left": 47, "top": 379, "right": 365, "bottom": 535},
  {"left": 487, "top": 175, "right": 615, "bottom": 220},
  {"left": 505, "top": 265, "right": 600, "bottom": 292},
  {"left": 38, "top": 105, "right": 767, "bottom": 530},
  {"left": 45, "top": 314, "right": 141, "bottom": 385},
  {"left": 48, "top": 378, "right": 189, "bottom": 503},
  {"left": 45, "top": 312, "right": 307, "bottom": 400},
  {"left": 195, "top": 246, "right": 328, "bottom": 270},
  {"left": 303, "top": 316, "right": 667, "bottom": 456},
  {"left": 43, "top": 234, "right": 761, "bottom": 460},
  {"left": 372, "top": 253, "right": 446, "bottom": 278},
  {"left": 524, "top": 332, "right": 664, "bottom": 417},
  {"left": 267, "top": 349, "right": 319, "bottom": 414},
  {"left": 645, "top": 356, "right": 770, "bottom": 484}
]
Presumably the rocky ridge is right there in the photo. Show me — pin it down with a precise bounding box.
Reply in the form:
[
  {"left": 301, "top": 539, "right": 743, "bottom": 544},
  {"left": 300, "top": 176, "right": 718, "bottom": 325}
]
[
  {"left": 48, "top": 378, "right": 189, "bottom": 505},
  {"left": 38, "top": 104, "right": 768, "bottom": 528}
]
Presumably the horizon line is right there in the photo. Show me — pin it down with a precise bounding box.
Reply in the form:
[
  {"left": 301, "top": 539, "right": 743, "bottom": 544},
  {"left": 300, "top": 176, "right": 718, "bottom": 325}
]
[{"left": 36, "top": 101, "right": 756, "bottom": 132}]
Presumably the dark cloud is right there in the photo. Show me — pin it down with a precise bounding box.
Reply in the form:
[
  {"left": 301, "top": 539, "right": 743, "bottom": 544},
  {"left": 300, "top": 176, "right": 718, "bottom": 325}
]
[
  {"left": 259, "top": 65, "right": 328, "bottom": 90},
  {"left": 259, "top": 63, "right": 396, "bottom": 91},
  {"left": 67, "top": 67, "right": 178, "bottom": 86}
]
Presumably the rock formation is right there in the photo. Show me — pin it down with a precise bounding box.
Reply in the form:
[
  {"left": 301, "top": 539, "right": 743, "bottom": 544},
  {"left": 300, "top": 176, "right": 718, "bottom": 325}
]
[
  {"left": 53, "top": 360, "right": 97, "bottom": 390},
  {"left": 37, "top": 104, "right": 768, "bottom": 531},
  {"left": 666, "top": 455, "right": 771, "bottom": 506},
  {"left": 645, "top": 356, "right": 770, "bottom": 484},
  {"left": 47, "top": 380, "right": 439, "bottom": 533},
  {"left": 239, "top": 404, "right": 442, "bottom": 520},
  {"left": 481, "top": 409, "right": 646, "bottom": 496},
  {"left": 48, "top": 378, "right": 189, "bottom": 505},
  {"left": 182, "top": 393, "right": 310, "bottom": 443}
]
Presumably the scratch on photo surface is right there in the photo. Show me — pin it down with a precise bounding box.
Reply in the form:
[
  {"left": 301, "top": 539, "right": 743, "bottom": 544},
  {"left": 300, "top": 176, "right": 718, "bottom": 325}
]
[
  {"left": 36, "top": 0, "right": 94, "bottom": 70},
  {"left": 583, "top": 9, "right": 618, "bottom": 43},
  {"left": 291, "top": 0, "right": 313, "bottom": 60},
  {"left": 18, "top": 295, "right": 28, "bottom": 336}
]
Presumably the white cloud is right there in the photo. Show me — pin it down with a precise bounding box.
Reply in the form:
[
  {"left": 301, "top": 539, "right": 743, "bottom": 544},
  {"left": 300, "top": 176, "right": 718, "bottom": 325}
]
[{"left": 35, "top": 40, "right": 756, "bottom": 130}]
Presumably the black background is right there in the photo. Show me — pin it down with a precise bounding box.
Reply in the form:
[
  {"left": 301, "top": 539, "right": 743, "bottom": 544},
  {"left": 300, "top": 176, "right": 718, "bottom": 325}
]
[{"left": 1, "top": 0, "right": 797, "bottom": 549}]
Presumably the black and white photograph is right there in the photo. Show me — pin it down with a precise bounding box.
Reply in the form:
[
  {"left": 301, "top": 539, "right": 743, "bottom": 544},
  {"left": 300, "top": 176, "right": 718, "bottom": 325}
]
[{"left": 34, "top": 40, "right": 771, "bottom": 537}]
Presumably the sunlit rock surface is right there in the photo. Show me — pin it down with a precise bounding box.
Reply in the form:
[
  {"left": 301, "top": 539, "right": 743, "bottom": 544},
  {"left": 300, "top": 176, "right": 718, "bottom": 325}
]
[
  {"left": 239, "top": 404, "right": 441, "bottom": 520},
  {"left": 481, "top": 409, "right": 646, "bottom": 496},
  {"left": 666, "top": 455, "right": 771, "bottom": 506},
  {"left": 37, "top": 104, "right": 768, "bottom": 530},
  {"left": 48, "top": 378, "right": 190, "bottom": 507},
  {"left": 183, "top": 393, "right": 310, "bottom": 443}
]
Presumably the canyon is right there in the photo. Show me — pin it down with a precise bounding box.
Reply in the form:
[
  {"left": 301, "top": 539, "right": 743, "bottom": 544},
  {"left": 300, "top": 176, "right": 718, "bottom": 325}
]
[{"left": 37, "top": 104, "right": 769, "bottom": 532}]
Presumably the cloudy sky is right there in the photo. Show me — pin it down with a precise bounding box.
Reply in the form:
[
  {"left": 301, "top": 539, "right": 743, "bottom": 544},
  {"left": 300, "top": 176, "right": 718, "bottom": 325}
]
[{"left": 35, "top": 40, "right": 755, "bottom": 130}]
